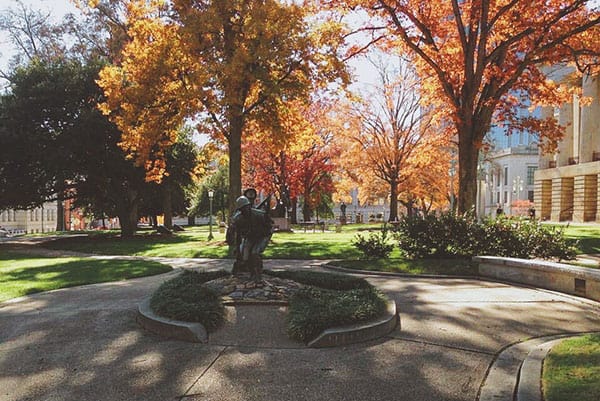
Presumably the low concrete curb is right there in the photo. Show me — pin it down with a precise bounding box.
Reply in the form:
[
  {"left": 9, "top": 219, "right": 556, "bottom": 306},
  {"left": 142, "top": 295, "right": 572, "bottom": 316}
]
[
  {"left": 137, "top": 298, "right": 399, "bottom": 348},
  {"left": 137, "top": 298, "right": 208, "bottom": 343},
  {"left": 307, "top": 300, "right": 399, "bottom": 348},
  {"left": 516, "top": 337, "right": 566, "bottom": 401},
  {"left": 478, "top": 334, "right": 571, "bottom": 401},
  {"left": 478, "top": 332, "right": 600, "bottom": 401}
]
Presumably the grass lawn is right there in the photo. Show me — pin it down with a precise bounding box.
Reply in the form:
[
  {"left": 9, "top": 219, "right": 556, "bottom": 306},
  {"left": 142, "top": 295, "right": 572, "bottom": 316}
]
[
  {"left": 330, "top": 257, "right": 478, "bottom": 276},
  {"left": 542, "top": 333, "right": 600, "bottom": 401},
  {"left": 33, "top": 222, "right": 600, "bottom": 278},
  {"left": 0, "top": 249, "right": 172, "bottom": 302},
  {"left": 42, "top": 224, "right": 370, "bottom": 259},
  {"left": 559, "top": 224, "right": 600, "bottom": 255}
]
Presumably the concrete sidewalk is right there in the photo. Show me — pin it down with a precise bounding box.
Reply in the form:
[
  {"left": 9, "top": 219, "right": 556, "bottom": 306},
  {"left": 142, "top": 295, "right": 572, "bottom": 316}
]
[{"left": 1, "top": 258, "right": 600, "bottom": 401}]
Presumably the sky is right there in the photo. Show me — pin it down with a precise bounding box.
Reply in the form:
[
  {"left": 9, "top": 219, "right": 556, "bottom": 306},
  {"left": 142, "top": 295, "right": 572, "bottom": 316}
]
[
  {"left": 0, "top": 0, "right": 79, "bottom": 81},
  {"left": 0, "top": 0, "right": 379, "bottom": 90}
]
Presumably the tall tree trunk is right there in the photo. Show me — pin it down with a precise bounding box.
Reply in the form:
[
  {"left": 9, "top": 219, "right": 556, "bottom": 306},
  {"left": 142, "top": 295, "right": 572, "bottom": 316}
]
[
  {"left": 119, "top": 203, "right": 138, "bottom": 238},
  {"left": 389, "top": 179, "right": 399, "bottom": 222},
  {"left": 117, "top": 188, "right": 139, "bottom": 238},
  {"left": 457, "top": 130, "right": 480, "bottom": 214},
  {"left": 302, "top": 197, "right": 311, "bottom": 222},
  {"left": 56, "top": 192, "right": 65, "bottom": 231},
  {"left": 290, "top": 197, "right": 298, "bottom": 224},
  {"left": 162, "top": 185, "right": 173, "bottom": 229},
  {"left": 187, "top": 214, "right": 196, "bottom": 226},
  {"left": 228, "top": 116, "right": 243, "bottom": 215}
]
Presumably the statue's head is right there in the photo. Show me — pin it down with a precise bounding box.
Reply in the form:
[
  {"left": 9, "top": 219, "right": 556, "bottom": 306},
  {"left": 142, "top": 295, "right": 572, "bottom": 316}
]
[{"left": 235, "top": 196, "right": 252, "bottom": 216}]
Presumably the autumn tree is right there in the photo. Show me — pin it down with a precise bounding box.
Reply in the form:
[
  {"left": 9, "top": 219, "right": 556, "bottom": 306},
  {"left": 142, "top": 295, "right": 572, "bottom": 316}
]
[
  {"left": 341, "top": 60, "right": 442, "bottom": 221},
  {"left": 243, "top": 99, "right": 339, "bottom": 222},
  {"left": 332, "top": 0, "right": 600, "bottom": 213},
  {"left": 189, "top": 145, "right": 230, "bottom": 224},
  {"left": 397, "top": 142, "right": 453, "bottom": 215},
  {"left": 96, "top": 0, "right": 349, "bottom": 213}
]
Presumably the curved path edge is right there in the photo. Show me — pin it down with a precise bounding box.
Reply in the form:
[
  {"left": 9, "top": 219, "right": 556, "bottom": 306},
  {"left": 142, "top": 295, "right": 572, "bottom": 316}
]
[
  {"left": 137, "top": 298, "right": 208, "bottom": 343},
  {"left": 478, "top": 331, "right": 600, "bottom": 401},
  {"left": 308, "top": 299, "right": 399, "bottom": 347},
  {"left": 137, "top": 297, "right": 399, "bottom": 348}
]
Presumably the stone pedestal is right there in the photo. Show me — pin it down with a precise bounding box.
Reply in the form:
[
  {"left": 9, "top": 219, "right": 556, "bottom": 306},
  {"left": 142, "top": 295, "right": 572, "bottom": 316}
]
[
  {"left": 551, "top": 177, "right": 574, "bottom": 221},
  {"left": 535, "top": 179, "right": 552, "bottom": 220},
  {"left": 573, "top": 175, "right": 597, "bottom": 222}
]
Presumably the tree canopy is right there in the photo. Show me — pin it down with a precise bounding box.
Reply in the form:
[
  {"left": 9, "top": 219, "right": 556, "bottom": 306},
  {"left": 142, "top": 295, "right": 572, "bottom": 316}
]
[
  {"left": 96, "top": 0, "right": 350, "bottom": 213},
  {"left": 332, "top": 0, "right": 600, "bottom": 213}
]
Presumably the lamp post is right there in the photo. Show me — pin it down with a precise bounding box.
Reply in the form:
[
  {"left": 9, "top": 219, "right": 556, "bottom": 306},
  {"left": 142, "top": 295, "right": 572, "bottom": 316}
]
[{"left": 208, "top": 190, "right": 214, "bottom": 241}]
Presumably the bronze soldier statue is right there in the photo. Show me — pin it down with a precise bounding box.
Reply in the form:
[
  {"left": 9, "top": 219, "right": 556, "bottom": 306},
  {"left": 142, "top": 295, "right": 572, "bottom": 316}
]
[{"left": 226, "top": 192, "right": 273, "bottom": 282}]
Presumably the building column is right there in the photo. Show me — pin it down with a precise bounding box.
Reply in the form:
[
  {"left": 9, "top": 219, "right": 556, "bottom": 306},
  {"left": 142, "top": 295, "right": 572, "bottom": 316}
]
[
  {"left": 596, "top": 175, "right": 600, "bottom": 224},
  {"left": 573, "top": 175, "right": 598, "bottom": 222},
  {"left": 539, "top": 106, "right": 557, "bottom": 168},
  {"left": 535, "top": 179, "right": 552, "bottom": 220},
  {"left": 579, "top": 73, "right": 600, "bottom": 163},
  {"left": 551, "top": 177, "right": 574, "bottom": 221},
  {"left": 557, "top": 101, "right": 574, "bottom": 166}
]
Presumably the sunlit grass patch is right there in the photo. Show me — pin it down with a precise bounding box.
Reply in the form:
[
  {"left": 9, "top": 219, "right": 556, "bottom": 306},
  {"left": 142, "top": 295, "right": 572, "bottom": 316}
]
[
  {"left": 0, "top": 250, "right": 171, "bottom": 302},
  {"left": 543, "top": 333, "right": 600, "bottom": 401}
]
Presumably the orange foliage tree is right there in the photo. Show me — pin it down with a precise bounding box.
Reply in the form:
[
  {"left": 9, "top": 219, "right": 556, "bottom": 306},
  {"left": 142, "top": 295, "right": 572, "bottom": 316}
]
[
  {"left": 96, "top": 0, "right": 349, "bottom": 211},
  {"left": 243, "top": 99, "right": 340, "bottom": 222},
  {"left": 340, "top": 60, "right": 447, "bottom": 221},
  {"left": 397, "top": 140, "right": 454, "bottom": 215},
  {"left": 329, "top": 0, "right": 600, "bottom": 213}
]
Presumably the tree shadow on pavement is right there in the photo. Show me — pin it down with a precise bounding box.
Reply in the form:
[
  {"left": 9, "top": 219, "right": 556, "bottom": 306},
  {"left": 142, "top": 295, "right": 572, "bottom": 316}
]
[{"left": 1, "top": 273, "right": 599, "bottom": 401}]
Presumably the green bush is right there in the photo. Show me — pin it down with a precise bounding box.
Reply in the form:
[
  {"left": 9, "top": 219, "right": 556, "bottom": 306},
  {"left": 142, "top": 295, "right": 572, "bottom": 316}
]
[
  {"left": 394, "top": 212, "right": 577, "bottom": 260},
  {"left": 150, "top": 270, "right": 229, "bottom": 331},
  {"left": 351, "top": 226, "right": 395, "bottom": 259},
  {"left": 265, "top": 270, "right": 371, "bottom": 290},
  {"left": 394, "top": 211, "right": 482, "bottom": 258},
  {"left": 286, "top": 286, "right": 388, "bottom": 343}
]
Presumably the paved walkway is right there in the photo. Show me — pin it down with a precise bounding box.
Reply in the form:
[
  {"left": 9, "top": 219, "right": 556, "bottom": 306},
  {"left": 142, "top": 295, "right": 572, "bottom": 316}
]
[{"left": 1, "top": 254, "right": 600, "bottom": 401}]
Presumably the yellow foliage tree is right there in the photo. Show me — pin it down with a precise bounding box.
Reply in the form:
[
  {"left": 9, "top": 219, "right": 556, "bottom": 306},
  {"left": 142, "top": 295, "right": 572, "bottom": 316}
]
[
  {"left": 96, "top": 0, "right": 349, "bottom": 211},
  {"left": 339, "top": 60, "right": 448, "bottom": 221}
]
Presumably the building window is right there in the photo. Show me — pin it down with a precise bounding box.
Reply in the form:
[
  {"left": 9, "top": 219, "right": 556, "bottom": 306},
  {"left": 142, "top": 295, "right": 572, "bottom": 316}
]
[
  {"left": 527, "top": 166, "right": 537, "bottom": 186},
  {"left": 496, "top": 192, "right": 500, "bottom": 203},
  {"left": 528, "top": 191, "right": 534, "bottom": 202},
  {"left": 504, "top": 167, "right": 508, "bottom": 186},
  {"left": 504, "top": 191, "right": 508, "bottom": 203}
]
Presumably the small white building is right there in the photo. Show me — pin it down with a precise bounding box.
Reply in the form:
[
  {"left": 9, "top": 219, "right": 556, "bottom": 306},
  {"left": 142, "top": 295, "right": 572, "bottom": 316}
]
[{"left": 0, "top": 201, "right": 58, "bottom": 235}]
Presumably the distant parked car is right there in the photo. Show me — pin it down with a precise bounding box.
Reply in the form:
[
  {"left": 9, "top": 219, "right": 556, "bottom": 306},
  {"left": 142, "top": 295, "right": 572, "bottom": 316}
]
[{"left": 0, "top": 227, "right": 10, "bottom": 237}]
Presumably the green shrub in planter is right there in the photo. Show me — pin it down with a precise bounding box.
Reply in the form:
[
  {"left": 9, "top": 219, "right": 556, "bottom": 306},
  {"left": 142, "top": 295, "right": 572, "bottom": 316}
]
[
  {"left": 286, "top": 286, "right": 388, "bottom": 343},
  {"left": 395, "top": 212, "right": 577, "bottom": 260},
  {"left": 265, "top": 270, "right": 370, "bottom": 290},
  {"left": 394, "top": 211, "right": 482, "bottom": 258},
  {"left": 351, "top": 226, "right": 395, "bottom": 259},
  {"left": 150, "top": 270, "right": 229, "bottom": 331}
]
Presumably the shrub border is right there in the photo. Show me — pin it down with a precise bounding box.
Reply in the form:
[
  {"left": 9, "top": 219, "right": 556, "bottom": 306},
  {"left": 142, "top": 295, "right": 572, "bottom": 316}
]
[{"left": 137, "top": 269, "right": 399, "bottom": 347}]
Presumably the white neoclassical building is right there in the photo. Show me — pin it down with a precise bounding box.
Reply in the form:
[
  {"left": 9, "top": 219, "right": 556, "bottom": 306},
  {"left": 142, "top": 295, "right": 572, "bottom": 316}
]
[
  {"left": 478, "top": 100, "right": 540, "bottom": 217},
  {"left": 534, "top": 70, "right": 600, "bottom": 222}
]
